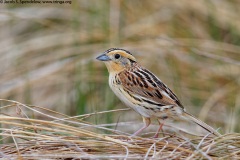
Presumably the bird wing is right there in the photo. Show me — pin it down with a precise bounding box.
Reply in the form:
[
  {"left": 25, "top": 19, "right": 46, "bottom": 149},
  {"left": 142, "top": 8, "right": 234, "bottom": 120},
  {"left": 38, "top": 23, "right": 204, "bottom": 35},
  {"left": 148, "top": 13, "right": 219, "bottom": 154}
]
[{"left": 117, "top": 66, "right": 184, "bottom": 109}]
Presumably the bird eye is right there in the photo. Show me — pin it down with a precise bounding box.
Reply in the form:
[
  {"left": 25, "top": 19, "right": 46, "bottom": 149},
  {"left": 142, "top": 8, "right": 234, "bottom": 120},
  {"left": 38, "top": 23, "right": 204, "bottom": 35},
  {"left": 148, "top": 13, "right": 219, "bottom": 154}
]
[{"left": 114, "top": 54, "right": 121, "bottom": 59}]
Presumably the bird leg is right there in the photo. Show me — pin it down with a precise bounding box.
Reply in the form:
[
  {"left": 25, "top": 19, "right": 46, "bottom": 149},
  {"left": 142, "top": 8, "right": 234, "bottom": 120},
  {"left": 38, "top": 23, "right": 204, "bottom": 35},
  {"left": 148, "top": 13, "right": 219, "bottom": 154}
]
[
  {"left": 131, "top": 117, "right": 151, "bottom": 137},
  {"left": 153, "top": 119, "right": 165, "bottom": 138}
]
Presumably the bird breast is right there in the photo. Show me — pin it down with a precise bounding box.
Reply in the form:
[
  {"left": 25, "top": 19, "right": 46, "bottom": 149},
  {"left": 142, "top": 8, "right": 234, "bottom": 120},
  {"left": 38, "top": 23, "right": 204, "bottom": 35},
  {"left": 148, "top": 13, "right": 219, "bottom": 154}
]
[{"left": 109, "top": 73, "right": 156, "bottom": 118}]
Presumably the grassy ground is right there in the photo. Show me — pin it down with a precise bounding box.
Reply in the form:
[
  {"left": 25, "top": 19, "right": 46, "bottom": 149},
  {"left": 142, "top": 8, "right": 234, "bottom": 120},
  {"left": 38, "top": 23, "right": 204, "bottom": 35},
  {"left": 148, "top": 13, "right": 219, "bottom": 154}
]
[
  {"left": 0, "top": 0, "right": 239, "bottom": 158},
  {"left": 0, "top": 99, "right": 240, "bottom": 159}
]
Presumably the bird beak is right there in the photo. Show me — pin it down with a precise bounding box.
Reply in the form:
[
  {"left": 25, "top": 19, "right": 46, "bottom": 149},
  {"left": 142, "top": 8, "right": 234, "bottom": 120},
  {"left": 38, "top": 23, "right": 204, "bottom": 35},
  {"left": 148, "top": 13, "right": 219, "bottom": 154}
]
[{"left": 96, "top": 54, "right": 111, "bottom": 61}]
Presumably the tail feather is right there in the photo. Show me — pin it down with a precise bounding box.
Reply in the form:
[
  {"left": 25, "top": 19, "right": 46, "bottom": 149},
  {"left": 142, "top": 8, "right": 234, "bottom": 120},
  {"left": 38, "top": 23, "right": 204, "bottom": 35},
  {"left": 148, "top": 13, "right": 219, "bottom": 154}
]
[{"left": 182, "top": 111, "right": 221, "bottom": 137}]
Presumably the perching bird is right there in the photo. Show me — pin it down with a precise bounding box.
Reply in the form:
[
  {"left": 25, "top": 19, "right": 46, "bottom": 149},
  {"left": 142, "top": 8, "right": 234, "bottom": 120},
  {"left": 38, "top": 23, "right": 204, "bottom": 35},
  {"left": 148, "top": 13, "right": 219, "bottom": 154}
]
[{"left": 96, "top": 48, "right": 221, "bottom": 137}]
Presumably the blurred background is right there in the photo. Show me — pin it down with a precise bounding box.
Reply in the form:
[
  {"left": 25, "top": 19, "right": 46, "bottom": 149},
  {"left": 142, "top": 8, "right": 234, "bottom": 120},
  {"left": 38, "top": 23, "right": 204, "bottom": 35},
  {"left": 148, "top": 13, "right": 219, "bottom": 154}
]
[{"left": 0, "top": 0, "right": 239, "bottom": 134}]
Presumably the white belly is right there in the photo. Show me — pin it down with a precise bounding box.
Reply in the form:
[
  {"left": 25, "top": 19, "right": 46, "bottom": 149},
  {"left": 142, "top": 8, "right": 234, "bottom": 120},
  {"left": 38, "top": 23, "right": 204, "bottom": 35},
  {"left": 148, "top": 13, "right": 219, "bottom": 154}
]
[{"left": 109, "top": 74, "right": 152, "bottom": 117}]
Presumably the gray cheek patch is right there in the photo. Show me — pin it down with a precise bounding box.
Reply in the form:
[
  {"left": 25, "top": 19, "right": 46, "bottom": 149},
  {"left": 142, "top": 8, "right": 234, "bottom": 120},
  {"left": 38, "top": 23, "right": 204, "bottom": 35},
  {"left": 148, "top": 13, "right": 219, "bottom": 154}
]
[{"left": 120, "top": 58, "right": 130, "bottom": 66}]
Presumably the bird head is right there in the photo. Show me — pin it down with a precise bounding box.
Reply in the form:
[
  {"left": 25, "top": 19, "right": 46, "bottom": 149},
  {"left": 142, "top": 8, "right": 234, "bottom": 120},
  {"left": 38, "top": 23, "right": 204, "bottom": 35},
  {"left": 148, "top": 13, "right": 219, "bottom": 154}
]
[{"left": 96, "top": 48, "right": 136, "bottom": 73}]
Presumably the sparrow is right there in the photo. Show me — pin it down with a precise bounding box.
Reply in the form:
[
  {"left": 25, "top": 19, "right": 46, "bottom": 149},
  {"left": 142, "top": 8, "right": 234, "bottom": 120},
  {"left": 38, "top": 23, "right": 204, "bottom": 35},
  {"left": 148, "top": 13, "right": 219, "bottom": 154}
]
[{"left": 96, "top": 48, "right": 221, "bottom": 137}]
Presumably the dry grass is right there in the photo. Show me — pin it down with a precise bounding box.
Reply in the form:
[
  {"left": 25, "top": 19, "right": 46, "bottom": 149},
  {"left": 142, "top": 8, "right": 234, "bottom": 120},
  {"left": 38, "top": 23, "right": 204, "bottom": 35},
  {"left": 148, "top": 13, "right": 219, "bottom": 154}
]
[{"left": 0, "top": 99, "right": 239, "bottom": 159}]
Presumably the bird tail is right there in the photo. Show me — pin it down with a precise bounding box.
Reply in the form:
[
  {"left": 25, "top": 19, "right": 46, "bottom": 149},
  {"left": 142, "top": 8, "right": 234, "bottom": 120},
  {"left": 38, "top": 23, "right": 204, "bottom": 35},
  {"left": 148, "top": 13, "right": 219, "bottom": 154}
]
[{"left": 182, "top": 111, "right": 221, "bottom": 137}]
